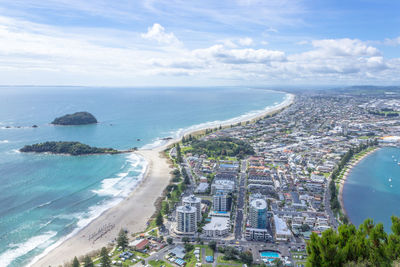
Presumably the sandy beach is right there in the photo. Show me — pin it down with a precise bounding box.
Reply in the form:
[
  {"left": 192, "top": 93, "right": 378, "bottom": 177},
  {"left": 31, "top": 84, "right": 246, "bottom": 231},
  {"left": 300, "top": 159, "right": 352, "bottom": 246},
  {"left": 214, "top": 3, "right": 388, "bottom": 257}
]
[
  {"left": 31, "top": 148, "right": 172, "bottom": 267},
  {"left": 31, "top": 92, "right": 295, "bottom": 267},
  {"left": 338, "top": 147, "right": 380, "bottom": 216}
]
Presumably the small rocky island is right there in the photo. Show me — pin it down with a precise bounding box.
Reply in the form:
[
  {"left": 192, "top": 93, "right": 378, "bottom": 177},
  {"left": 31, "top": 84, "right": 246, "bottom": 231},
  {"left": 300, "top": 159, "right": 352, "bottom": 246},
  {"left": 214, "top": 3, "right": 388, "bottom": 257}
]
[
  {"left": 51, "top": 112, "right": 97, "bottom": 125},
  {"left": 20, "top": 141, "right": 122, "bottom": 155}
]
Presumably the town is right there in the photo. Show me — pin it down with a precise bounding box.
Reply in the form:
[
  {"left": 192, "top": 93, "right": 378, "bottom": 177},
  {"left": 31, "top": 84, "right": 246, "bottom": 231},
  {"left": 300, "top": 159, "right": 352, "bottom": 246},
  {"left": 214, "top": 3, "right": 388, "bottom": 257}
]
[{"left": 73, "top": 88, "right": 400, "bottom": 267}]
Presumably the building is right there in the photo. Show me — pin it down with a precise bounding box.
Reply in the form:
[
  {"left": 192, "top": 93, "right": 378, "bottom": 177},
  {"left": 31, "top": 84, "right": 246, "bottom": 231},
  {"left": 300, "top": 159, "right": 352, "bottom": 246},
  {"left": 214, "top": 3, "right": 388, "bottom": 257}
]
[
  {"left": 249, "top": 199, "right": 267, "bottom": 229},
  {"left": 273, "top": 215, "right": 292, "bottom": 241},
  {"left": 129, "top": 239, "right": 149, "bottom": 251},
  {"left": 203, "top": 216, "right": 230, "bottom": 237},
  {"left": 183, "top": 195, "right": 202, "bottom": 222},
  {"left": 213, "top": 190, "right": 232, "bottom": 212},
  {"left": 245, "top": 228, "right": 273, "bottom": 242},
  {"left": 176, "top": 205, "right": 197, "bottom": 234},
  {"left": 211, "top": 180, "right": 235, "bottom": 194}
]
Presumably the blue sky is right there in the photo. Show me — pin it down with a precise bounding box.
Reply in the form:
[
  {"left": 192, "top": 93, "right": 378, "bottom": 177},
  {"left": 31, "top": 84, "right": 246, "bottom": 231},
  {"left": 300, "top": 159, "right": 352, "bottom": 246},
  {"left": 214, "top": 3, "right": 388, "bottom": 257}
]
[{"left": 0, "top": 0, "right": 399, "bottom": 86}]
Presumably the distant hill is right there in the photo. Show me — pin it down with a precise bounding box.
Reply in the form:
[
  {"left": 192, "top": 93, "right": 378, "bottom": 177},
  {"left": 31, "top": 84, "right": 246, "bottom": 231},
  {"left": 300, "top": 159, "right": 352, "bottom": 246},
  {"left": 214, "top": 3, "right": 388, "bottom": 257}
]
[
  {"left": 20, "top": 141, "right": 119, "bottom": 155},
  {"left": 51, "top": 112, "right": 97, "bottom": 125}
]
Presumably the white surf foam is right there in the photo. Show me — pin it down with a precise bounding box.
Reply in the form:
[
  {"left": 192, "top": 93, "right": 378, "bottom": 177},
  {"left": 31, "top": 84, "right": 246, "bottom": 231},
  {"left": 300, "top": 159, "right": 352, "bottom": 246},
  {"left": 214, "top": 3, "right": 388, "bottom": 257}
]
[
  {"left": 0, "top": 140, "right": 9, "bottom": 144},
  {"left": 0, "top": 231, "right": 57, "bottom": 267},
  {"left": 142, "top": 92, "right": 293, "bottom": 150},
  {"left": 92, "top": 153, "right": 147, "bottom": 197}
]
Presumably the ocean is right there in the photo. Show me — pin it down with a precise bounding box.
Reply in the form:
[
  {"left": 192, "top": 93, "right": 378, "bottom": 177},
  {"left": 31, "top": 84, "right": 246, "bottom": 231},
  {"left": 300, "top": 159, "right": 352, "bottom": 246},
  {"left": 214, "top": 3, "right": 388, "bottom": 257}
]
[
  {"left": 0, "top": 86, "right": 287, "bottom": 266},
  {"left": 343, "top": 146, "right": 400, "bottom": 231}
]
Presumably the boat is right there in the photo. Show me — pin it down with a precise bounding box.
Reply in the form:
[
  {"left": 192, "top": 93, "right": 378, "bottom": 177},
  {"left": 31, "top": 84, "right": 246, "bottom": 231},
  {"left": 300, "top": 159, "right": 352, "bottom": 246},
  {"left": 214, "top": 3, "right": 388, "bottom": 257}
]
[
  {"left": 389, "top": 178, "right": 392, "bottom": 182},
  {"left": 398, "top": 162, "right": 400, "bottom": 166}
]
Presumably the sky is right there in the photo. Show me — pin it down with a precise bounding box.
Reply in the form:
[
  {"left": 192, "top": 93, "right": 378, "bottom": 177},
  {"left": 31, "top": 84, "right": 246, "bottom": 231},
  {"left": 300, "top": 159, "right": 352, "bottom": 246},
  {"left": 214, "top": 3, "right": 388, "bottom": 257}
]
[{"left": 0, "top": 0, "right": 399, "bottom": 86}]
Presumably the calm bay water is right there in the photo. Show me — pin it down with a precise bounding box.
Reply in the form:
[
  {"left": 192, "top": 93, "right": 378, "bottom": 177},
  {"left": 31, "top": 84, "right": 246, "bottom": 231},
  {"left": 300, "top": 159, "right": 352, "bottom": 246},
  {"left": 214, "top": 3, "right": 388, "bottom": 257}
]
[
  {"left": 0, "top": 86, "right": 287, "bottom": 266},
  {"left": 343, "top": 146, "right": 400, "bottom": 231}
]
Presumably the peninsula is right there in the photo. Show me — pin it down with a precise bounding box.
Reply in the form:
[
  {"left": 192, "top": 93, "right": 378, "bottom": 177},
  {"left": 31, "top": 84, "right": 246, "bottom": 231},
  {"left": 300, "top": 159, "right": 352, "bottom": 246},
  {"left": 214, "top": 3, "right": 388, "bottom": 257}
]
[
  {"left": 20, "top": 141, "right": 122, "bottom": 155},
  {"left": 51, "top": 111, "right": 97, "bottom": 125}
]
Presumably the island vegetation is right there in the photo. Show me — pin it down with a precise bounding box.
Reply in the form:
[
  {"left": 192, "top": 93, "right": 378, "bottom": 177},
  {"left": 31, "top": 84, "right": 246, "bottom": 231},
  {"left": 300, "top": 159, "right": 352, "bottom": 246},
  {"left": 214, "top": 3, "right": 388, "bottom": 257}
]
[
  {"left": 307, "top": 216, "right": 400, "bottom": 267},
  {"left": 51, "top": 111, "right": 98, "bottom": 125},
  {"left": 20, "top": 141, "right": 120, "bottom": 155}
]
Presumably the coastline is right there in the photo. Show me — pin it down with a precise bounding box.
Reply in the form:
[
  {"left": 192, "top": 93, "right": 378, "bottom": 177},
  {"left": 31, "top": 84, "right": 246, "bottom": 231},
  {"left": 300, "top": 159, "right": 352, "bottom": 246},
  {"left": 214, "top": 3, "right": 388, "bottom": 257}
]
[
  {"left": 338, "top": 146, "right": 380, "bottom": 217},
  {"left": 31, "top": 92, "right": 295, "bottom": 267}
]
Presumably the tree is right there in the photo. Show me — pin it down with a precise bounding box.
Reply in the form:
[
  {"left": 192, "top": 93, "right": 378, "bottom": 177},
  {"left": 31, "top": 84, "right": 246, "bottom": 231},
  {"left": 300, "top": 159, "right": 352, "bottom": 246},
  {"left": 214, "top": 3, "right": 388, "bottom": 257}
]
[
  {"left": 72, "top": 256, "right": 80, "bottom": 267},
  {"left": 182, "top": 237, "right": 190, "bottom": 243},
  {"left": 100, "top": 247, "right": 111, "bottom": 267},
  {"left": 83, "top": 255, "right": 94, "bottom": 267},
  {"left": 300, "top": 224, "right": 311, "bottom": 232},
  {"left": 156, "top": 212, "right": 163, "bottom": 226},
  {"left": 208, "top": 240, "right": 217, "bottom": 251},
  {"left": 184, "top": 243, "right": 194, "bottom": 252},
  {"left": 167, "top": 237, "right": 173, "bottom": 245},
  {"left": 117, "top": 229, "right": 129, "bottom": 251},
  {"left": 223, "top": 246, "right": 238, "bottom": 260},
  {"left": 240, "top": 251, "right": 253, "bottom": 265},
  {"left": 164, "top": 202, "right": 169, "bottom": 214},
  {"left": 272, "top": 258, "right": 284, "bottom": 267}
]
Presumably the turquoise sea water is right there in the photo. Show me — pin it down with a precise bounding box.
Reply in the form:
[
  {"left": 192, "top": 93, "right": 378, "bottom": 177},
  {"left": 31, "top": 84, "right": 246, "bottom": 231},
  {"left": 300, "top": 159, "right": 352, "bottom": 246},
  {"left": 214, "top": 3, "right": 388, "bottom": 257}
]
[
  {"left": 343, "top": 147, "right": 400, "bottom": 231},
  {"left": 0, "top": 86, "right": 287, "bottom": 266}
]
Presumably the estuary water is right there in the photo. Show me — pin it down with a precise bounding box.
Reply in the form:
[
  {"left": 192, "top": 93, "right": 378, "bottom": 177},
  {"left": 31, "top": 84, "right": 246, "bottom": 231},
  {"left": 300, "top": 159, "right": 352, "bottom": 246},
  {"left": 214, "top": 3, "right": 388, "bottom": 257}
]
[
  {"left": 343, "top": 146, "right": 400, "bottom": 231},
  {"left": 0, "top": 86, "right": 287, "bottom": 266}
]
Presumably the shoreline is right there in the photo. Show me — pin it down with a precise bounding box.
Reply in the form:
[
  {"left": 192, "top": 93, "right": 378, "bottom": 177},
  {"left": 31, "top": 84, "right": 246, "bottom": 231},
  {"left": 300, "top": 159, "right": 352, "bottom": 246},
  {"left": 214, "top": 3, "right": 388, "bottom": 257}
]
[
  {"left": 338, "top": 146, "right": 380, "bottom": 217},
  {"left": 31, "top": 92, "right": 295, "bottom": 267}
]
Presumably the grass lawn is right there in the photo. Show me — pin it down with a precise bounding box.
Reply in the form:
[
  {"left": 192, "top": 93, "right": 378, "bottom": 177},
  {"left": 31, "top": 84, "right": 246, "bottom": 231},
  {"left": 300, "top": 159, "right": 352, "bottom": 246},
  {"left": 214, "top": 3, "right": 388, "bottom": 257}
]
[
  {"left": 217, "top": 255, "right": 242, "bottom": 265},
  {"left": 205, "top": 246, "right": 214, "bottom": 257},
  {"left": 149, "top": 228, "right": 158, "bottom": 237},
  {"left": 148, "top": 259, "right": 175, "bottom": 267},
  {"left": 184, "top": 252, "right": 198, "bottom": 267},
  {"left": 134, "top": 251, "right": 150, "bottom": 259}
]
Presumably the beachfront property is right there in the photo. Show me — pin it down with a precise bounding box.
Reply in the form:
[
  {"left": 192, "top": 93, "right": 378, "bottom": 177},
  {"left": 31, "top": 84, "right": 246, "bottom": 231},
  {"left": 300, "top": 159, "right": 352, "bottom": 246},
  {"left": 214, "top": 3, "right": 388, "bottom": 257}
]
[
  {"left": 183, "top": 195, "right": 202, "bottom": 222},
  {"left": 176, "top": 205, "right": 197, "bottom": 234}
]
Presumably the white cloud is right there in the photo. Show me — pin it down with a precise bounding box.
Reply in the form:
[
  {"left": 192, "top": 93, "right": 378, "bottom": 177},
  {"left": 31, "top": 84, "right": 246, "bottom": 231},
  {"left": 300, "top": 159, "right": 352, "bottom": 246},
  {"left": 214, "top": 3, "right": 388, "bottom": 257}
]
[
  {"left": 0, "top": 15, "right": 398, "bottom": 86},
  {"left": 311, "top": 38, "right": 380, "bottom": 57},
  {"left": 141, "top": 23, "right": 182, "bottom": 46},
  {"left": 384, "top": 36, "right": 400, "bottom": 46},
  {"left": 193, "top": 45, "right": 286, "bottom": 64},
  {"left": 238, "top": 37, "right": 253, "bottom": 46}
]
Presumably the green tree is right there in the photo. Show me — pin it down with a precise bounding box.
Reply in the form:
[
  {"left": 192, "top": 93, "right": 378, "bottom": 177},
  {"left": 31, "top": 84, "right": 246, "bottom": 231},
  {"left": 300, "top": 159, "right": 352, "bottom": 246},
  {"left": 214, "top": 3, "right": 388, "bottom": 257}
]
[
  {"left": 156, "top": 212, "right": 163, "bottom": 226},
  {"left": 182, "top": 237, "right": 189, "bottom": 243},
  {"left": 83, "top": 255, "right": 94, "bottom": 267},
  {"left": 117, "top": 229, "right": 129, "bottom": 251},
  {"left": 72, "top": 256, "right": 80, "bottom": 267},
  {"left": 167, "top": 237, "right": 173, "bottom": 245},
  {"left": 163, "top": 202, "right": 169, "bottom": 214},
  {"left": 239, "top": 251, "right": 253, "bottom": 265},
  {"left": 184, "top": 243, "right": 194, "bottom": 252},
  {"left": 208, "top": 240, "right": 217, "bottom": 251},
  {"left": 100, "top": 247, "right": 111, "bottom": 267}
]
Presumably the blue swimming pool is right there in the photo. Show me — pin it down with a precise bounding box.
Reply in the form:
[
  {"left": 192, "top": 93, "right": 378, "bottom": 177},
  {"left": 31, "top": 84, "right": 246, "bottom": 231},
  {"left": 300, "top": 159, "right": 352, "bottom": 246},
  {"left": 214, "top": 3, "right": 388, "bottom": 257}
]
[
  {"left": 260, "top": 251, "right": 280, "bottom": 258},
  {"left": 260, "top": 250, "right": 281, "bottom": 262}
]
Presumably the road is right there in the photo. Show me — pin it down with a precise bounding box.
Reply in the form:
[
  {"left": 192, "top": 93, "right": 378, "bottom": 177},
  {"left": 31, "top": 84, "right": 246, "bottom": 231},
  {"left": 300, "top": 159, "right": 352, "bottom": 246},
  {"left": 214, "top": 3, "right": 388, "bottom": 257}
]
[
  {"left": 324, "top": 175, "right": 339, "bottom": 229},
  {"left": 234, "top": 160, "right": 247, "bottom": 240}
]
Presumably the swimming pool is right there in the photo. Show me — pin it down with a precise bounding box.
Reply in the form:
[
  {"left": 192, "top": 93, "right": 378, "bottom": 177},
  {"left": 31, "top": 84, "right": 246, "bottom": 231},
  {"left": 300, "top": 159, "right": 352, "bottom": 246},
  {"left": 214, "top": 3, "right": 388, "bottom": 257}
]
[{"left": 260, "top": 251, "right": 280, "bottom": 258}]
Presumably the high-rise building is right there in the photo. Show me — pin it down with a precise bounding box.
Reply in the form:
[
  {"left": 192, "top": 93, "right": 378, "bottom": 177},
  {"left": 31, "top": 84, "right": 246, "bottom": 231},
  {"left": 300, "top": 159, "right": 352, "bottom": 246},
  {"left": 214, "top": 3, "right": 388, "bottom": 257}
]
[
  {"left": 249, "top": 198, "right": 267, "bottom": 229},
  {"left": 183, "top": 195, "right": 202, "bottom": 222},
  {"left": 176, "top": 205, "right": 197, "bottom": 233},
  {"left": 213, "top": 190, "right": 232, "bottom": 212}
]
